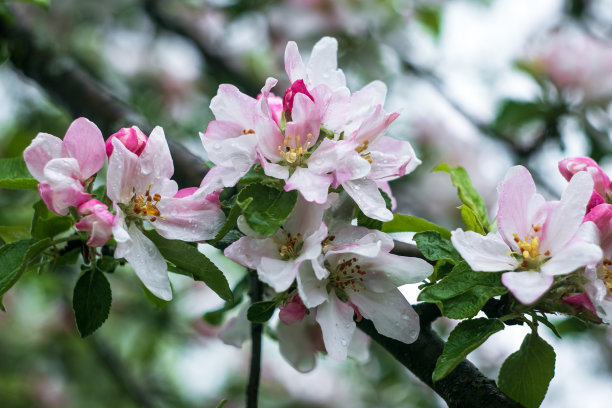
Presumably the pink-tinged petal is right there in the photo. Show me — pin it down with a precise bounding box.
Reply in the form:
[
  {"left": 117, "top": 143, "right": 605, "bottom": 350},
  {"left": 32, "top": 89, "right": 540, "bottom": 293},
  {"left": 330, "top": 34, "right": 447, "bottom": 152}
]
[
  {"left": 201, "top": 128, "right": 258, "bottom": 175},
  {"left": 451, "top": 229, "right": 519, "bottom": 272},
  {"left": 358, "top": 253, "right": 433, "bottom": 286},
  {"left": 296, "top": 223, "right": 328, "bottom": 265},
  {"left": 106, "top": 126, "right": 148, "bottom": 157},
  {"left": 308, "top": 138, "right": 370, "bottom": 187},
  {"left": 353, "top": 105, "right": 399, "bottom": 146},
  {"left": 38, "top": 182, "right": 90, "bottom": 216},
  {"left": 283, "top": 79, "right": 315, "bottom": 114},
  {"left": 343, "top": 178, "right": 393, "bottom": 221},
  {"left": 138, "top": 126, "right": 174, "bottom": 182},
  {"left": 259, "top": 155, "right": 289, "bottom": 180},
  {"left": 210, "top": 84, "right": 258, "bottom": 127},
  {"left": 309, "top": 84, "right": 351, "bottom": 131},
  {"left": 75, "top": 200, "right": 115, "bottom": 247},
  {"left": 306, "top": 37, "right": 346, "bottom": 89},
  {"left": 497, "top": 165, "right": 537, "bottom": 248},
  {"left": 277, "top": 314, "right": 322, "bottom": 373},
  {"left": 199, "top": 165, "right": 245, "bottom": 192},
  {"left": 563, "top": 293, "right": 597, "bottom": 314},
  {"left": 585, "top": 203, "right": 612, "bottom": 256},
  {"left": 173, "top": 187, "right": 198, "bottom": 198},
  {"left": 279, "top": 294, "right": 307, "bottom": 325},
  {"left": 256, "top": 77, "right": 280, "bottom": 119},
  {"left": 107, "top": 138, "right": 141, "bottom": 202},
  {"left": 559, "top": 156, "right": 611, "bottom": 197},
  {"left": 376, "top": 181, "right": 396, "bottom": 210},
  {"left": 326, "top": 238, "right": 383, "bottom": 260},
  {"left": 23, "top": 133, "right": 64, "bottom": 181},
  {"left": 587, "top": 190, "right": 605, "bottom": 213},
  {"left": 542, "top": 171, "right": 593, "bottom": 253},
  {"left": 297, "top": 262, "right": 328, "bottom": 308},
  {"left": 285, "top": 93, "right": 321, "bottom": 143},
  {"left": 154, "top": 195, "right": 225, "bottom": 242},
  {"left": 315, "top": 291, "right": 355, "bottom": 361},
  {"left": 331, "top": 226, "right": 394, "bottom": 253},
  {"left": 224, "top": 236, "right": 274, "bottom": 270},
  {"left": 114, "top": 222, "right": 172, "bottom": 301},
  {"left": 285, "top": 41, "right": 307, "bottom": 84},
  {"left": 369, "top": 137, "right": 421, "bottom": 181},
  {"left": 501, "top": 271, "right": 553, "bottom": 305},
  {"left": 541, "top": 222, "right": 602, "bottom": 276},
  {"left": 284, "top": 168, "right": 333, "bottom": 204},
  {"left": 63, "top": 117, "right": 106, "bottom": 179},
  {"left": 350, "top": 81, "right": 387, "bottom": 116},
  {"left": 259, "top": 258, "right": 299, "bottom": 292},
  {"left": 283, "top": 196, "right": 327, "bottom": 237},
  {"left": 349, "top": 288, "right": 419, "bottom": 344},
  {"left": 255, "top": 119, "right": 285, "bottom": 162}
]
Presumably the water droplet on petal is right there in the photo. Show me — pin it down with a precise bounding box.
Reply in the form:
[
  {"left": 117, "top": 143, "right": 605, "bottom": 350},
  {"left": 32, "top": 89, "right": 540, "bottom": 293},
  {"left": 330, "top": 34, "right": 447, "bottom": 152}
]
[{"left": 341, "top": 339, "right": 347, "bottom": 346}]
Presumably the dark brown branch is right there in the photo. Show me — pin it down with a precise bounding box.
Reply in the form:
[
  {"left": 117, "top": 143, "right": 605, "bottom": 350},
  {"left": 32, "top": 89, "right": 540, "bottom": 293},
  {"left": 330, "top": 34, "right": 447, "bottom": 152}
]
[
  {"left": 246, "top": 272, "right": 263, "bottom": 408},
  {"left": 143, "top": 0, "right": 262, "bottom": 97},
  {"left": 0, "top": 16, "right": 208, "bottom": 188},
  {"left": 358, "top": 303, "right": 522, "bottom": 408}
]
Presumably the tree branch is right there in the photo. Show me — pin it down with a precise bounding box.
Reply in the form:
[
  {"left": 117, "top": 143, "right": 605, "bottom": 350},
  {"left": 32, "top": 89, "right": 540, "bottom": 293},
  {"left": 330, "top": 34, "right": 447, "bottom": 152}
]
[
  {"left": 246, "top": 272, "right": 263, "bottom": 408},
  {"left": 357, "top": 303, "right": 522, "bottom": 408}
]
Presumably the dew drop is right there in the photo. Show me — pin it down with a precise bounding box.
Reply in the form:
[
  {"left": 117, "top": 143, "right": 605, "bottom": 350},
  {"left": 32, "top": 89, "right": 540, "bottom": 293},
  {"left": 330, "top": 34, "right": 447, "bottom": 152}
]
[{"left": 340, "top": 339, "right": 347, "bottom": 346}]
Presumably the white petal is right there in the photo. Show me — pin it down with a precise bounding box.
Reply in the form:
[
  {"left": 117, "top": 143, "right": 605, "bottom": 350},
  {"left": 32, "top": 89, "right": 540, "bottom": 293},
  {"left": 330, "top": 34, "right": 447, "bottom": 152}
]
[
  {"left": 107, "top": 138, "right": 141, "bottom": 202},
  {"left": 259, "top": 257, "right": 299, "bottom": 292},
  {"left": 139, "top": 127, "right": 174, "bottom": 182},
  {"left": 297, "top": 262, "right": 328, "bottom": 308},
  {"left": 284, "top": 41, "right": 307, "bottom": 83},
  {"left": 497, "top": 165, "right": 537, "bottom": 247},
  {"left": 501, "top": 271, "right": 553, "bottom": 305},
  {"left": 451, "top": 229, "right": 518, "bottom": 272},
  {"left": 315, "top": 291, "right": 355, "bottom": 361},
  {"left": 349, "top": 288, "right": 419, "bottom": 344},
  {"left": 24, "top": 133, "right": 64, "bottom": 181},
  {"left": 306, "top": 37, "right": 346, "bottom": 89},
  {"left": 358, "top": 253, "right": 433, "bottom": 286},
  {"left": 343, "top": 178, "right": 392, "bottom": 221},
  {"left": 277, "top": 314, "right": 319, "bottom": 373}
]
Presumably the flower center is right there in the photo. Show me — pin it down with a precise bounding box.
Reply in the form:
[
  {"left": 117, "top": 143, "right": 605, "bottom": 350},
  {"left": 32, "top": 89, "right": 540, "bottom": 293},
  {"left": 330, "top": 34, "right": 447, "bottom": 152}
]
[
  {"left": 277, "top": 133, "right": 312, "bottom": 167},
  {"left": 276, "top": 231, "right": 303, "bottom": 260},
  {"left": 355, "top": 140, "right": 372, "bottom": 164},
  {"left": 126, "top": 184, "right": 164, "bottom": 222},
  {"left": 600, "top": 258, "right": 612, "bottom": 294},
  {"left": 329, "top": 257, "right": 366, "bottom": 295},
  {"left": 511, "top": 224, "right": 550, "bottom": 268},
  {"left": 243, "top": 129, "right": 255, "bottom": 135}
]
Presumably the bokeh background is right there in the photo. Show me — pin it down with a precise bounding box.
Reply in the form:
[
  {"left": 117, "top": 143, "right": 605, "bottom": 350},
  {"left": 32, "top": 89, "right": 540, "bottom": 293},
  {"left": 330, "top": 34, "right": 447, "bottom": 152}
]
[{"left": 2, "top": 0, "right": 612, "bottom": 407}]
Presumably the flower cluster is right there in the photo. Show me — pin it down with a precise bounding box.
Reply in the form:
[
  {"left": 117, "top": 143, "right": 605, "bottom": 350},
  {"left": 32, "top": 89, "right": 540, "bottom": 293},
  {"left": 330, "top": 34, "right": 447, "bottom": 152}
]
[{"left": 24, "top": 119, "right": 225, "bottom": 300}]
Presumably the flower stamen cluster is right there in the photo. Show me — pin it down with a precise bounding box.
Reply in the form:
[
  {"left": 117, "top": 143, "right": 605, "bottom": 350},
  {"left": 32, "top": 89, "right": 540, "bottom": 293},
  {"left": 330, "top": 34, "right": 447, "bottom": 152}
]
[{"left": 278, "top": 133, "right": 312, "bottom": 166}]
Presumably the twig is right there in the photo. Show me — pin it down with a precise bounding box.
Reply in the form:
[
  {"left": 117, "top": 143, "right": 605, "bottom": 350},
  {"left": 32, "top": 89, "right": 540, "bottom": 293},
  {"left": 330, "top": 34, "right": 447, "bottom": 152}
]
[
  {"left": 246, "top": 272, "right": 263, "bottom": 408},
  {"left": 357, "top": 303, "right": 522, "bottom": 408}
]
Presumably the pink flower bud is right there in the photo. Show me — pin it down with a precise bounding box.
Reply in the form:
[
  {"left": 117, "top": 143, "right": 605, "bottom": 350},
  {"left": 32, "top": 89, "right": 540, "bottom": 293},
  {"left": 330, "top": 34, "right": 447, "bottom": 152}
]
[
  {"left": 279, "top": 293, "right": 307, "bottom": 325},
  {"left": 75, "top": 199, "right": 115, "bottom": 247},
  {"left": 282, "top": 79, "right": 314, "bottom": 116},
  {"left": 105, "top": 126, "right": 148, "bottom": 157},
  {"left": 559, "top": 157, "right": 611, "bottom": 199},
  {"left": 563, "top": 293, "right": 596, "bottom": 314},
  {"left": 257, "top": 92, "right": 283, "bottom": 125}
]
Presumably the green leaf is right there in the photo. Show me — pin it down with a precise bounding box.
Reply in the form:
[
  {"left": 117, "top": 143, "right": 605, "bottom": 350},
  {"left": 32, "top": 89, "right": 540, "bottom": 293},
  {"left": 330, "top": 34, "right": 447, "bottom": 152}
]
[
  {"left": 142, "top": 284, "right": 170, "bottom": 309},
  {"left": 247, "top": 300, "right": 276, "bottom": 323},
  {"left": 434, "top": 164, "right": 490, "bottom": 234},
  {"left": 415, "top": 4, "right": 442, "bottom": 39},
  {"left": 498, "top": 333, "right": 556, "bottom": 408},
  {"left": 382, "top": 214, "right": 451, "bottom": 239},
  {"left": 236, "top": 183, "right": 297, "bottom": 236},
  {"left": 30, "top": 200, "right": 73, "bottom": 239},
  {"left": 208, "top": 202, "right": 241, "bottom": 245},
  {"left": 418, "top": 261, "right": 507, "bottom": 319},
  {"left": 414, "top": 231, "right": 462, "bottom": 264},
  {"left": 433, "top": 318, "right": 504, "bottom": 381},
  {"left": 0, "top": 156, "right": 38, "bottom": 189},
  {"left": 72, "top": 269, "right": 112, "bottom": 337},
  {"left": 0, "top": 225, "right": 30, "bottom": 243},
  {"left": 215, "top": 400, "right": 228, "bottom": 408},
  {"left": 0, "top": 239, "right": 36, "bottom": 297},
  {"left": 96, "top": 256, "right": 118, "bottom": 273},
  {"left": 203, "top": 276, "right": 249, "bottom": 325},
  {"left": 1, "top": 0, "right": 50, "bottom": 9},
  {"left": 145, "top": 231, "right": 232, "bottom": 302},
  {"left": 493, "top": 99, "right": 544, "bottom": 133}
]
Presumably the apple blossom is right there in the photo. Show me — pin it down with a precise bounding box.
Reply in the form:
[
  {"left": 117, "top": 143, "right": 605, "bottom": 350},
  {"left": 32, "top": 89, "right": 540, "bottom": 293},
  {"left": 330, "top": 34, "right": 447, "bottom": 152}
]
[
  {"left": 24, "top": 117, "right": 106, "bottom": 215},
  {"left": 451, "top": 166, "right": 602, "bottom": 305},
  {"left": 75, "top": 199, "right": 115, "bottom": 247},
  {"left": 107, "top": 126, "right": 225, "bottom": 300},
  {"left": 105, "top": 126, "right": 148, "bottom": 157},
  {"left": 297, "top": 226, "right": 433, "bottom": 360}
]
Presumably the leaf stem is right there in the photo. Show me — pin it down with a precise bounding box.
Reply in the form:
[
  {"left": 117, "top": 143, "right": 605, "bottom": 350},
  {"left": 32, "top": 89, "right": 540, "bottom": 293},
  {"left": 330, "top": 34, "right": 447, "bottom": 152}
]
[{"left": 246, "top": 271, "right": 263, "bottom": 408}]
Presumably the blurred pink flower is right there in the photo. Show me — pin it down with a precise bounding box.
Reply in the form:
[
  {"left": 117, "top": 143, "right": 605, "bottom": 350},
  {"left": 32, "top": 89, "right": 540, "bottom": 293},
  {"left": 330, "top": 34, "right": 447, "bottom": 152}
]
[{"left": 75, "top": 199, "right": 115, "bottom": 247}]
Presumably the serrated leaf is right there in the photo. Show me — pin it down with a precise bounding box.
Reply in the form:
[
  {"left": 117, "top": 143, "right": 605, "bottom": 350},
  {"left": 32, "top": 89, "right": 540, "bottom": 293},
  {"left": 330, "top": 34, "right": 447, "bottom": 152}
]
[
  {"left": 418, "top": 261, "right": 507, "bottom": 319},
  {"left": 498, "top": 333, "right": 556, "bottom": 408},
  {"left": 0, "top": 156, "right": 38, "bottom": 189},
  {"left": 382, "top": 214, "right": 451, "bottom": 239},
  {"left": 30, "top": 200, "right": 73, "bottom": 239},
  {"left": 0, "top": 225, "right": 30, "bottom": 243},
  {"left": 0, "top": 239, "right": 36, "bottom": 296},
  {"left": 414, "top": 231, "right": 462, "bottom": 264},
  {"left": 72, "top": 269, "right": 112, "bottom": 337},
  {"left": 145, "top": 230, "right": 232, "bottom": 302},
  {"left": 236, "top": 183, "right": 297, "bottom": 236},
  {"left": 434, "top": 164, "right": 490, "bottom": 234},
  {"left": 208, "top": 202, "right": 241, "bottom": 245},
  {"left": 433, "top": 318, "right": 504, "bottom": 381},
  {"left": 247, "top": 300, "right": 276, "bottom": 323}
]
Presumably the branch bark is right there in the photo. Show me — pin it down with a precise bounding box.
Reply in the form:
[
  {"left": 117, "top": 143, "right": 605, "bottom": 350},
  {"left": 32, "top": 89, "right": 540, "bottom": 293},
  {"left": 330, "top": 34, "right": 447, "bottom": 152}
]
[{"left": 246, "top": 272, "right": 263, "bottom": 408}]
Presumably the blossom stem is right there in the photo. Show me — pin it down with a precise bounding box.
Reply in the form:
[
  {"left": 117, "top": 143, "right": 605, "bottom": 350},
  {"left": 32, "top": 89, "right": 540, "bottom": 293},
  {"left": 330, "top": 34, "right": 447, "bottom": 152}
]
[{"left": 246, "top": 271, "right": 263, "bottom": 408}]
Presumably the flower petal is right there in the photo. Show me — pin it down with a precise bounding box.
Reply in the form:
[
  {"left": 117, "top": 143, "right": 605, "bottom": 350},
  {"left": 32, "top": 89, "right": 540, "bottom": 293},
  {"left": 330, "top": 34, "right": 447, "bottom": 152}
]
[
  {"left": 315, "top": 291, "right": 355, "bottom": 361},
  {"left": 501, "top": 271, "right": 553, "bottom": 305},
  {"left": 306, "top": 37, "right": 346, "bottom": 89},
  {"left": 284, "top": 41, "right": 307, "bottom": 84},
  {"left": 154, "top": 194, "right": 225, "bottom": 241},
  {"left": 343, "top": 178, "right": 392, "bottom": 221},
  {"left": 451, "top": 229, "right": 518, "bottom": 272},
  {"left": 284, "top": 167, "right": 332, "bottom": 204},
  {"left": 297, "top": 262, "right": 328, "bottom": 308},
  {"left": 63, "top": 117, "right": 106, "bottom": 179},
  {"left": 138, "top": 126, "right": 174, "bottom": 182},
  {"left": 23, "top": 133, "right": 64, "bottom": 181}
]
